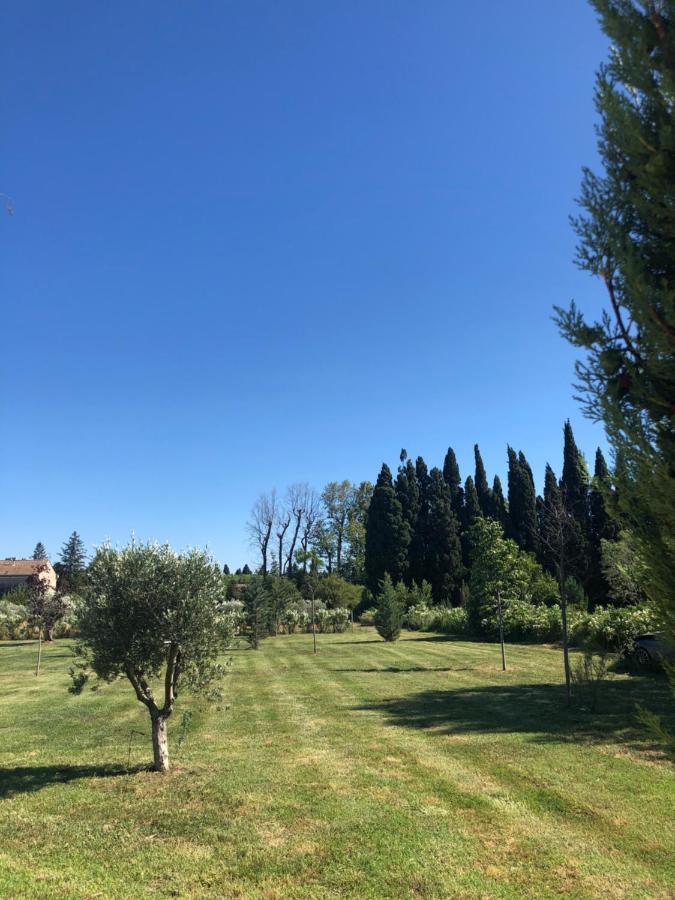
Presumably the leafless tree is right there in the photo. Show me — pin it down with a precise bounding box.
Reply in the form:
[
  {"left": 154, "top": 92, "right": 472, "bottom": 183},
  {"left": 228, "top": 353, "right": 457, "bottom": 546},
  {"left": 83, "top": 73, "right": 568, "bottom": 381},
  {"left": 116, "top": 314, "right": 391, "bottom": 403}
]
[
  {"left": 284, "top": 483, "right": 307, "bottom": 575},
  {"left": 275, "top": 506, "right": 291, "bottom": 575},
  {"left": 299, "top": 489, "right": 321, "bottom": 572},
  {"left": 248, "top": 490, "right": 276, "bottom": 575}
]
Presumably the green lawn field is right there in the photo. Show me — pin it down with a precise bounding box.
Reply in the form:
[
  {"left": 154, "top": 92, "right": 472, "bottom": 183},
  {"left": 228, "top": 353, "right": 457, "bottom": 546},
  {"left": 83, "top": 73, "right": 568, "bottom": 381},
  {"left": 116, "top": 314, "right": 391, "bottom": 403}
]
[{"left": 0, "top": 630, "right": 673, "bottom": 899}]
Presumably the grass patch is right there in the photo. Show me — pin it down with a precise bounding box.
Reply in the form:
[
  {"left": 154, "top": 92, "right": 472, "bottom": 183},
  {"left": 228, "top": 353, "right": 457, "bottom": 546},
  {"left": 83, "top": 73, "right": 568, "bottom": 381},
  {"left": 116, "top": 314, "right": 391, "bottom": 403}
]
[{"left": 0, "top": 629, "right": 673, "bottom": 898}]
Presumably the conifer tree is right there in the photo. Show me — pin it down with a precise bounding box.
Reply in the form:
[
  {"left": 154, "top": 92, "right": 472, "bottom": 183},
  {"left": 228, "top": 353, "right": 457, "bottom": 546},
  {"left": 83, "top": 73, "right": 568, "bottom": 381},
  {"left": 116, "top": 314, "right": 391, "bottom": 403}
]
[
  {"left": 395, "top": 458, "right": 420, "bottom": 583},
  {"left": 58, "top": 531, "right": 87, "bottom": 593},
  {"left": 374, "top": 574, "right": 405, "bottom": 642},
  {"left": 32, "top": 542, "right": 47, "bottom": 561},
  {"left": 588, "top": 447, "right": 620, "bottom": 607},
  {"left": 462, "top": 476, "right": 482, "bottom": 528},
  {"left": 561, "top": 421, "right": 590, "bottom": 526},
  {"left": 492, "top": 475, "right": 509, "bottom": 530},
  {"left": 442, "top": 446, "right": 464, "bottom": 519},
  {"left": 555, "top": 0, "right": 675, "bottom": 637},
  {"left": 223, "top": 564, "right": 230, "bottom": 575},
  {"left": 409, "top": 457, "right": 430, "bottom": 586},
  {"left": 507, "top": 448, "right": 538, "bottom": 554},
  {"left": 425, "top": 468, "right": 463, "bottom": 604},
  {"left": 242, "top": 564, "right": 252, "bottom": 575},
  {"left": 539, "top": 464, "right": 562, "bottom": 575},
  {"left": 474, "top": 444, "right": 493, "bottom": 517},
  {"left": 364, "top": 464, "right": 410, "bottom": 594}
]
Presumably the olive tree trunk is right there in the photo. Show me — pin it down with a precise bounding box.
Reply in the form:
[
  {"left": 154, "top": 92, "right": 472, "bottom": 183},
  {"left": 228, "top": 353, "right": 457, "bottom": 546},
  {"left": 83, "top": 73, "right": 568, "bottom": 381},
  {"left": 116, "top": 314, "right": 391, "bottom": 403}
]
[{"left": 151, "top": 714, "right": 170, "bottom": 773}]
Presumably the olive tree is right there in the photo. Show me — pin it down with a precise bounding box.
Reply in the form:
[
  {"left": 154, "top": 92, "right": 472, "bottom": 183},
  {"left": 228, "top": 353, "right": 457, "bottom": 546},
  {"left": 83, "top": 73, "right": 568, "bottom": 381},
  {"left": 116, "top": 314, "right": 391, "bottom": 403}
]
[{"left": 75, "top": 542, "right": 226, "bottom": 772}]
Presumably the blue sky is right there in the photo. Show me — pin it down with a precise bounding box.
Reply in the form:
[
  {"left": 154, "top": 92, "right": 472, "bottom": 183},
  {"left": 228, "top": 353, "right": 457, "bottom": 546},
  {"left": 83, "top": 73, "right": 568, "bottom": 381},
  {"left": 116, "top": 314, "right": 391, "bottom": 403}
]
[{"left": 1, "top": 1, "right": 609, "bottom": 568}]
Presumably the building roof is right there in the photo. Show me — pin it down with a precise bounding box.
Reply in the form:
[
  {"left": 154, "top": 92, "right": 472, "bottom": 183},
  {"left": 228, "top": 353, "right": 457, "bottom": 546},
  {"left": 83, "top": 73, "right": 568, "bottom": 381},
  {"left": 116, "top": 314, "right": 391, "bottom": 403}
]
[{"left": 0, "top": 559, "right": 55, "bottom": 577}]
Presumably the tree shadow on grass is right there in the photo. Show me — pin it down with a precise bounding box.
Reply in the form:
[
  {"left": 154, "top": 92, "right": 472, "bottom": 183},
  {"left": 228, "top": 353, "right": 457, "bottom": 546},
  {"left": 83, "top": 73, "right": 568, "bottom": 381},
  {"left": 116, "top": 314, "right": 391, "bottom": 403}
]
[
  {"left": 331, "top": 666, "right": 460, "bottom": 674},
  {"left": 354, "top": 675, "right": 674, "bottom": 753},
  {"left": 0, "top": 763, "right": 149, "bottom": 799}
]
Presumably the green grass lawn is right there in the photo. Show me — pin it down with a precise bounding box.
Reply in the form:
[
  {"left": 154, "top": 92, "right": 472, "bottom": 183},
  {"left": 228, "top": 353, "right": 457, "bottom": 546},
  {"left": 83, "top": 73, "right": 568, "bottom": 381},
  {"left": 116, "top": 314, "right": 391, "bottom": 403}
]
[{"left": 0, "top": 630, "right": 673, "bottom": 899}]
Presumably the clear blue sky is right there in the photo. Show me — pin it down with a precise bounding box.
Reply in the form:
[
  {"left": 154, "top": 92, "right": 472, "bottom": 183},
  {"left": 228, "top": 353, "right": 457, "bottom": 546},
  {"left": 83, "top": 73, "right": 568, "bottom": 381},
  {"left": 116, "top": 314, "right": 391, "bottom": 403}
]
[{"left": 2, "top": 1, "right": 610, "bottom": 568}]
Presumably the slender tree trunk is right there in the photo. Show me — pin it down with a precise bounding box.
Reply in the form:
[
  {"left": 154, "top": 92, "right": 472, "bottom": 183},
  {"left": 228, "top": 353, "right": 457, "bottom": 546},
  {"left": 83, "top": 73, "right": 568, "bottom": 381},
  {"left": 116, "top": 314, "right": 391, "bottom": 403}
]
[
  {"left": 559, "top": 559, "right": 572, "bottom": 707},
  {"left": 497, "top": 590, "right": 506, "bottom": 671},
  {"left": 151, "top": 714, "right": 170, "bottom": 772},
  {"left": 35, "top": 628, "right": 42, "bottom": 677},
  {"left": 311, "top": 592, "right": 317, "bottom": 654}
]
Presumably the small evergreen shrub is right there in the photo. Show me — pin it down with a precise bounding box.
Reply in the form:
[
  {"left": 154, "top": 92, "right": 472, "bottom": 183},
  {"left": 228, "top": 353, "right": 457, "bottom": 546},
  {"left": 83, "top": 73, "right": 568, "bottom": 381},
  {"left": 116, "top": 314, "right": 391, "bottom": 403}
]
[{"left": 374, "top": 575, "right": 404, "bottom": 642}]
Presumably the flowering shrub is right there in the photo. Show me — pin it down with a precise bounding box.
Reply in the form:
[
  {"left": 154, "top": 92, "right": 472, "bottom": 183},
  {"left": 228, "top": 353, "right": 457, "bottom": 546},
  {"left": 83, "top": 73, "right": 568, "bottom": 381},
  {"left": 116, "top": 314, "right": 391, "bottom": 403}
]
[
  {"left": 569, "top": 605, "right": 661, "bottom": 652},
  {"left": 404, "top": 604, "right": 468, "bottom": 635}
]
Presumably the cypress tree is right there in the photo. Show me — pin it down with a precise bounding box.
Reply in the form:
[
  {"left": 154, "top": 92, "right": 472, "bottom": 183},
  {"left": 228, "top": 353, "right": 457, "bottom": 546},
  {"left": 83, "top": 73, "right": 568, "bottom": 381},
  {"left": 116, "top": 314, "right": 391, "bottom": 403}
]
[
  {"left": 395, "top": 459, "right": 420, "bottom": 583},
  {"left": 555, "top": 0, "right": 675, "bottom": 639},
  {"left": 539, "top": 464, "right": 562, "bottom": 574},
  {"left": 561, "top": 421, "right": 590, "bottom": 526},
  {"left": 364, "top": 464, "right": 410, "bottom": 594},
  {"left": 474, "top": 444, "right": 493, "bottom": 517},
  {"left": 409, "top": 457, "right": 430, "bottom": 586},
  {"left": 507, "top": 447, "right": 538, "bottom": 554},
  {"left": 463, "top": 476, "right": 481, "bottom": 528},
  {"left": 242, "top": 564, "right": 252, "bottom": 575},
  {"left": 492, "top": 475, "right": 509, "bottom": 530},
  {"left": 442, "top": 446, "right": 464, "bottom": 519},
  {"left": 223, "top": 564, "right": 231, "bottom": 575},
  {"left": 32, "top": 542, "right": 48, "bottom": 560},
  {"left": 425, "top": 468, "right": 463, "bottom": 605},
  {"left": 588, "top": 447, "right": 620, "bottom": 608}
]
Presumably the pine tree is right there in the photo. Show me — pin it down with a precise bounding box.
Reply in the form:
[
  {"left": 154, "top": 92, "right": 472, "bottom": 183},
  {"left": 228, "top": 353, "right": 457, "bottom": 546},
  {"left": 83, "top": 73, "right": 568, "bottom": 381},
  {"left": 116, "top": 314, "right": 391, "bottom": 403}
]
[
  {"left": 555, "top": 1, "right": 675, "bottom": 643},
  {"left": 32, "top": 542, "right": 47, "bottom": 561},
  {"left": 474, "top": 444, "right": 493, "bottom": 517},
  {"left": 425, "top": 468, "right": 463, "bottom": 604},
  {"left": 442, "top": 446, "right": 464, "bottom": 519},
  {"left": 507, "top": 448, "right": 538, "bottom": 554},
  {"left": 409, "top": 457, "right": 430, "bottom": 586},
  {"left": 58, "top": 531, "right": 87, "bottom": 593},
  {"left": 242, "top": 564, "right": 252, "bottom": 575},
  {"left": 364, "top": 464, "right": 410, "bottom": 594},
  {"left": 223, "top": 564, "right": 230, "bottom": 575}
]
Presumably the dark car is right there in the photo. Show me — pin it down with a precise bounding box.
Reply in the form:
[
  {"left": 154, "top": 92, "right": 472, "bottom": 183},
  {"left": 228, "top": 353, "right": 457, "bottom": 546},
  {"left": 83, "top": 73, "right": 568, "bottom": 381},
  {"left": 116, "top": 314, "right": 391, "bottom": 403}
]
[{"left": 631, "top": 632, "right": 675, "bottom": 668}]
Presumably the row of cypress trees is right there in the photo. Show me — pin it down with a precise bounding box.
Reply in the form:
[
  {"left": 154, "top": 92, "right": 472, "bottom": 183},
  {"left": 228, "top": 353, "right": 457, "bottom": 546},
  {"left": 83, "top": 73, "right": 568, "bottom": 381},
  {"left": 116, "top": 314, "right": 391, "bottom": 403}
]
[{"left": 364, "top": 421, "right": 619, "bottom": 608}]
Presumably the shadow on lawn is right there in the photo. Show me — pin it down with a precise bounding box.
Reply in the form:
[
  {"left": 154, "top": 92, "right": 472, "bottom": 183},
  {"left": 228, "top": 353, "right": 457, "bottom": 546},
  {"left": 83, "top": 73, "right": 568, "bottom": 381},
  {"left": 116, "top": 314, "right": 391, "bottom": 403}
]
[
  {"left": 0, "top": 763, "right": 148, "bottom": 799},
  {"left": 355, "top": 675, "right": 674, "bottom": 751},
  {"left": 331, "top": 666, "right": 459, "bottom": 674}
]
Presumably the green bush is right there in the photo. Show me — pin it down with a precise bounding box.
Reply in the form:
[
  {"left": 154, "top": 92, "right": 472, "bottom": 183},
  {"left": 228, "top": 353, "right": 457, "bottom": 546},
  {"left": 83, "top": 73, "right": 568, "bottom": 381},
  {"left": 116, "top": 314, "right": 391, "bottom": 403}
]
[
  {"left": 404, "top": 603, "right": 468, "bottom": 636},
  {"left": 569, "top": 605, "right": 660, "bottom": 652},
  {"left": 359, "top": 607, "right": 377, "bottom": 626}
]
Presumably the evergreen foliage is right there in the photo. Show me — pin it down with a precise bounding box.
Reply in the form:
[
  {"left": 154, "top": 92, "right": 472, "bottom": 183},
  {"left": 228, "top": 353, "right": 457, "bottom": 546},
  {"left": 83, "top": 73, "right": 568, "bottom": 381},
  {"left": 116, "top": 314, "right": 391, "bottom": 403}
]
[
  {"left": 473, "top": 444, "right": 493, "bottom": 517},
  {"left": 442, "top": 446, "right": 464, "bottom": 519},
  {"left": 58, "top": 531, "right": 87, "bottom": 593},
  {"left": 462, "top": 476, "right": 481, "bottom": 528},
  {"left": 425, "top": 468, "right": 463, "bottom": 604},
  {"left": 408, "top": 458, "right": 430, "bottom": 587},
  {"left": 364, "top": 465, "right": 410, "bottom": 594},
  {"left": 32, "top": 542, "right": 48, "bottom": 561},
  {"left": 507, "top": 448, "right": 538, "bottom": 553},
  {"left": 374, "top": 573, "right": 405, "bottom": 642},
  {"left": 555, "top": 0, "right": 675, "bottom": 640}
]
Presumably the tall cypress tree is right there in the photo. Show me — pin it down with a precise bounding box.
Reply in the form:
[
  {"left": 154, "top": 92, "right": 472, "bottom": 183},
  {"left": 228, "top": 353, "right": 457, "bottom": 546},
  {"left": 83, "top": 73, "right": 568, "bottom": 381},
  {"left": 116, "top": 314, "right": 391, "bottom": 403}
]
[
  {"left": 395, "top": 458, "right": 420, "bottom": 584},
  {"left": 409, "top": 457, "right": 431, "bottom": 586},
  {"left": 32, "top": 542, "right": 48, "bottom": 560},
  {"left": 364, "top": 464, "right": 410, "bottom": 595},
  {"left": 588, "top": 447, "right": 620, "bottom": 608},
  {"left": 561, "top": 421, "right": 590, "bottom": 526},
  {"left": 555, "top": 0, "right": 675, "bottom": 638},
  {"left": 539, "top": 464, "right": 562, "bottom": 575},
  {"left": 474, "top": 444, "right": 493, "bottom": 517},
  {"left": 425, "top": 468, "right": 463, "bottom": 605},
  {"left": 492, "top": 475, "right": 508, "bottom": 530},
  {"left": 442, "top": 446, "right": 464, "bottom": 520},
  {"left": 462, "top": 476, "right": 481, "bottom": 528},
  {"left": 507, "top": 447, "right": 538, "bottom": 554}
]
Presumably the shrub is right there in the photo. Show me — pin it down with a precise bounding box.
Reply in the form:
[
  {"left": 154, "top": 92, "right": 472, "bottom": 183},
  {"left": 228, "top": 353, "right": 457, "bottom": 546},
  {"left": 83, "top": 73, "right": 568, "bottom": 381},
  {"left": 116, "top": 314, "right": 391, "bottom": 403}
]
[
  {"left": 374, "top": 575, "right": 404, "bottom": 642},
  {"left": 359, "top": 607, "right": 377, "bottom": 626},
  {"left": 569, "top": 605, "right": 661, "bottom": 653}
]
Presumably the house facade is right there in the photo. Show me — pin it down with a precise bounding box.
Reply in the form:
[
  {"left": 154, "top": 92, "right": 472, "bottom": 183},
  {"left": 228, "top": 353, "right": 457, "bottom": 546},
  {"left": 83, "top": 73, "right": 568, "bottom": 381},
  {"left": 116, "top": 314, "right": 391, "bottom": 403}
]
[{"left": 0, "top": 559, "right": 57, "bottom": 595}]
